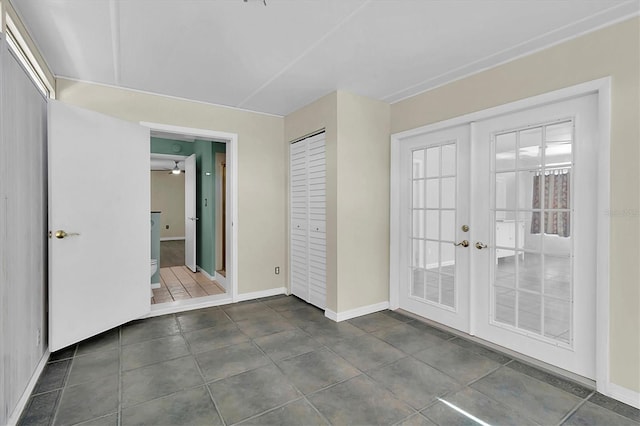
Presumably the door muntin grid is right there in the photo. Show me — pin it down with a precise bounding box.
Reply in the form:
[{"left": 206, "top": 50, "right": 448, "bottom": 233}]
[
  {"left": 410, "top": 142, "right": 457, "bottom": 309},
  {"left": 491, "top": 119, "right": 574, "bottom": 346}
]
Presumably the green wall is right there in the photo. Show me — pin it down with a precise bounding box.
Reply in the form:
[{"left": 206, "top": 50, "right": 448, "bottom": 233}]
[{"left": 151, "top": 137, "right": 225, "bottom": 276}]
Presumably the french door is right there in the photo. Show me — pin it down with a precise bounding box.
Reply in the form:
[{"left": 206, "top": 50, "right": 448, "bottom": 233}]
[{"left": 396, "top": 93, "right": 598, "bottom": 379}]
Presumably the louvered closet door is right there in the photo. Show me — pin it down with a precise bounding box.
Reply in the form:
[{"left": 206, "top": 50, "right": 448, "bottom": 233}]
[{"left": 289, "top": 133, "right": 326, "bottom": 309}]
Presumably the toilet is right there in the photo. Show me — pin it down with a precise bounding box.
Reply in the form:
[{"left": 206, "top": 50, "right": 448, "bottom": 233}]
[{"left": 150, "top": 258, "right": 158, "bottom": 277}]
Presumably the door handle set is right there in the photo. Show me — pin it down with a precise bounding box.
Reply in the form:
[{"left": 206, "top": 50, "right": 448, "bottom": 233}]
[
  {"left": 452, "top": 240, "right": 488, "bottom": 249},
  {"left": 188, "top": 217, "right": 199, "bottom": 221},
  {"left": 49, "top": 230, "right": 81, "bottom": 239}
]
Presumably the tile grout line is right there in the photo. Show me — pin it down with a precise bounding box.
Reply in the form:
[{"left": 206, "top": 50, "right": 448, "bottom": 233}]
[
  {"left": 178, "top": 312, "right": 228, "bottom": 426},
  {"left": 555, "top": 390, "right": 596, "bottom": 426}
]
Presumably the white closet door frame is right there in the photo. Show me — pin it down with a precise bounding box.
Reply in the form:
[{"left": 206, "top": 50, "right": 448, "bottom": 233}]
[{"left": 390, "top": 78, "right": 615, "bottom": 399}]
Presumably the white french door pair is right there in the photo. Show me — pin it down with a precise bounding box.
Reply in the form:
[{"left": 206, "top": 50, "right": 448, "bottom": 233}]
[{"left": 397, "top": 94, "right": 597, "bottom": 379}]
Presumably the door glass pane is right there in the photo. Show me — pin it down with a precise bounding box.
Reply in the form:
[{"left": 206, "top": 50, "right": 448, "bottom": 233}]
[
  {"left": 413, "top": 180, "right": 425, "bottom": 208},
  {"left": 495, "top": 132, "right": 516, "bottom": 171},
  {"left": 412, "top": 269, "right": 425, "bottom": 299},
  {"left": 441, "top": 144, "right": 456, "bottom": 175},
  {"left": 426, "top": 179, "right": 439, "bottom": 208},
  {"left": 412, "top": 149, "right": 425, "bottom": 178},
  {"left": 492, "top": 120, "right": 574, "bottom": 345},
  {"left": 426, "top": 272, "right": 439, "bottom": 302},
  {"left": 412, "top": 210, "right": 425, "bottom": 238},
  {"left": 425, "top": 211, "right": 439, "bottom": 240},
  {"left": 426, "top": 147, "right": 440, "bottom": 178}
]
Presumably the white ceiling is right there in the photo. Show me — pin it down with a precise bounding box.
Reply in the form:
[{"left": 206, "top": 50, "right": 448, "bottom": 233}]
[{"left": 12, "top": 0, "right": 640, "bottom": 116}]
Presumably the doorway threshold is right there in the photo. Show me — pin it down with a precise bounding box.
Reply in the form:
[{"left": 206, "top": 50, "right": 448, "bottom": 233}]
[{"left": 146, "top": 292, "right": 232, "bottom": 318}]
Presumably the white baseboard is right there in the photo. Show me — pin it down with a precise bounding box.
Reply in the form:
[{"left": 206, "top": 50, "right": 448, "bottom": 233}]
[
  {"left": 160, "top": 237, "right": 185, "bottom": 241},
  {"left": 214, "top": 272, "right": 227, "bottom": 290},
  {"left": 235, "top": 287, "right": 287, "bottom": 302},
  {"left": 196, "top": 266, "right": 215, "bottom": 281},
  {"left": 605, "top": 382, "right": 640, "bottom": 409},
  {"left": 324, "top": 301, "right": 390, "bottom": 322},
  {"left": 7, "top": 349, "right": 50, "bottom": 426},
  {"left": 150, "top": 282, "right": 161, "bottom": 289}
]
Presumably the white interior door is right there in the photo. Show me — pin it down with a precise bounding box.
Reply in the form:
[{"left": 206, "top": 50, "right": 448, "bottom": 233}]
[
  {"left": 290, "top": 138, "right": 310, "bottom": 302},
  {"left": 49, "top": 100, "right": 150, "bottom": 352},
  {"left": 398, "top": 125, "right": 471, "bottom": 332},
  {"left": 185, "top": 154, "right": 197, "bottom": 272},
  {"left": 472, "top": 94, "right": 598, "bottom": 378}
]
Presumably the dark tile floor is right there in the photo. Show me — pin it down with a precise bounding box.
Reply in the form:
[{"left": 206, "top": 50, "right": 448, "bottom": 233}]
[{"left": 19, "top": 296, "right": 639, "bottom": 426}]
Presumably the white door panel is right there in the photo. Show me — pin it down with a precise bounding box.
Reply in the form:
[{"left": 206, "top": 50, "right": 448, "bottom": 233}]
[
  {"left": 185, "top": 154, "right": 196, "bottom": 272},
  {"left": 49, "top": 100, "right": 150, "bottom": 352}
]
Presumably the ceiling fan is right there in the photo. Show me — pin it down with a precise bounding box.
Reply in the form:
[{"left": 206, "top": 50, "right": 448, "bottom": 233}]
[{"left": 168, "top": 161, "right": 184, "bottom": 175}]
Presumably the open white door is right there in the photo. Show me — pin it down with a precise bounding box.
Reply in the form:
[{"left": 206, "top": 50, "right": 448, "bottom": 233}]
[
  {"left": 185, "top": 154, "right": 197, "bottom": 272},
  {"left": 49, "top": 100, "right": 150, "bottom": 352}
]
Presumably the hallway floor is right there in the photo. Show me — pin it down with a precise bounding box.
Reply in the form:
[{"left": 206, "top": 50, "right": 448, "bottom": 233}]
[
  {"left": 20, "top": 296, "right": 639, "bottom": 426},
  {"left": 152, "top": 266, "right": 225, "bottom": 304}
]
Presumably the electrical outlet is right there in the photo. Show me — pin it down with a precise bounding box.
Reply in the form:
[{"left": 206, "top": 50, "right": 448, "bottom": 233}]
[{"left": 275, "top": 267, "right": 280, "bottom": 275}]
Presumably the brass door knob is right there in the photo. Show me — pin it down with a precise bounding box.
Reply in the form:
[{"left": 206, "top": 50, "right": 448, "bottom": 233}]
[
  {"left": 453, "top": 240, "right": 469, "bottom": 247},
  {"left": 53, "top": 230, "right": 80, "bottom": 239},
  {"left": 475, "top": 242, "right": 488, "bottom": 249}
]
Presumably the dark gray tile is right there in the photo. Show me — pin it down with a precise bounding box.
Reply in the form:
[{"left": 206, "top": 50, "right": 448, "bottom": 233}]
[
  {"left": 309, "top": 375, "right": 414, "bottom": 425},
  {"left": 48, "top": 345, "right": 76, "bottom": 362},
  {"left": 261, "top": 295, "right": 308, "bottom": 312},
  {"left": 471, "top": 366, "right": 583, "bottom": 425},
  {"left": 395, "top": 413, "right": 437, "bottom": 426},
  {"left": 422, "top": 387, "right": 537, "bottom": 426},
  {"left": 368, "top": 357, "right": 461, "bottom": 409},
  {"left": 348, "top": 312, "right": 406, "bottom": 333},
  {"left": 184, "top": 322, "right": 249, "bottom": 353},
  {"left": 409, "top": 321, "right": 456, "bottom": 341},
  {"left": 121, "top": 356, "right": 203, "bottom": 407},
  {"left": 196, "top": 342, "right": 270, "bottom": 382},
  {"left": 279, "top": 304, "right": 326, "bottom": 328},
  {"left": 382, "top": 310, "right": 415, "bottom": 323},
  {"left": 328, "top": 334, "right": 406, "bottom": 371},
  {"left": 414, "top": 341, "right": 500, "bottom": 384},
  {"left": 54, "top": 375, "right": 118, "bottom": 426},
  {"left": 34, "top": 360, "right": 70, "bottom": 394},
  {"left": 121, "top": 315, "right": 180, "bottom": 345},
  {"left": 589, "top": 392, "right": 640, "bottom": 422},
  {"left": 239, "top": 398, "right": 327, "bottom": 425},
  {"left": 121, "top": 386, "right": 222, "bottom": 426},
  {"left": 373, "top": 323, "right": 447, "bottom": 354},
  {"left": 67, "top": 349, "right": 119, "bottom": 386},
  {"left": 222, "top": 301, "right": 273, "bottom": 321},
  {"left": 277, "top": 347, "right": 360, "bottom": 394},
  {"left": 301, "top": 320, "right": 366, "bottom": 346},
  {"left": 449, "top": 338, "right": 512, "bottom": 364},
  {"left": 176, "top": 308, "right": 232, "bottom": 333},
  {"left": 254, "top": 329, "right": 322, "bottom": 361},
  {"left": 235, "top": 315, "right": 296, "bottom": 338},
  {"left": 507, "top": 360, "right": 593, "bottom": 398},
  {"left": 122, "top": 334, "right": 190, "bottom": 371},
  {"left": 563, "top": 401, "right": 639, "bottom": 426},
  {"left": 75, "top": 413, "right": 118, "bottom": 426},
  {"left": 208, "top": 364, "right": 300, "bottom": 425},
  {"left": 76, "top": 329, "right": 119, "bottom": 356},
  {"left": 18, "top": 390, "right": 60, "bottom": 426}
]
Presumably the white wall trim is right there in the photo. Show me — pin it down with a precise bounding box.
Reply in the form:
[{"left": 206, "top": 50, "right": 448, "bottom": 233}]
[
  {"left": 195, "top": 266, "right": 214, "bottom": 281},
  {"left": 235, "top": 287, "right": 288, "bottom": 303},
  {"left": 139, "top": 122, "right": 239, "bottom": 308},
  {"left": 390, "top": 77, "right": 616, "bottom": 401},
  {"left": 160, "top": 237, "right": 185, "bottom": 242},
  {"left": 214, "top": 272, "right": 227, "bottom": 290},
  {"left": 324, "top": 301, "right": 390, "bottom": 322},
  {"left": 604, "top": 383, "right": 640, "bottom": 410},
  {"left": 7, "top": 350, "right": 50, "bottom": 426},
  {"left": 147, "top": 293, "right": 232, "bottom": 317}
]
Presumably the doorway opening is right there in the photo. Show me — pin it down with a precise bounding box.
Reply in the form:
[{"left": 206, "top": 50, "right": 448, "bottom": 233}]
[{"left": 142, "top": 122, "right": 239, "bottom": 315}]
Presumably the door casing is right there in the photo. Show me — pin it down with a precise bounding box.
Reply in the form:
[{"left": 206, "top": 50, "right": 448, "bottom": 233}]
[{"left": 390, "top": 78, "right": 612, "bottom": 396}]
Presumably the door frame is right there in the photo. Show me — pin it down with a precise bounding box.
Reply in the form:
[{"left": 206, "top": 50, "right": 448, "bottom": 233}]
[
  {"left": 390, "top": 78, "right": 612, "bottom": 396},
  {"left": 141, "top": 121, "right": 239, "bottom": 311}
]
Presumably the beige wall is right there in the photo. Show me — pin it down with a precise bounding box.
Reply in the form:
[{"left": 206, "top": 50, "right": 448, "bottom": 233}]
[
  {"left": 284, "top": 91, "right": 390, "bottom": 313},
  {"left": 284, "top": 92, "right": 339, "bottom": 311},
  {"left": 57, "top": 79, "right": 286, "bottom": 296},
  {"left": 336, "top": 92, "right": 390, "bottom": 311},
  {"left": 391, "top": 17, "right": 640, "bottom": 393},
  {"left": 150, "top": 170, "right": 185, "bottom": 239}
]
